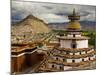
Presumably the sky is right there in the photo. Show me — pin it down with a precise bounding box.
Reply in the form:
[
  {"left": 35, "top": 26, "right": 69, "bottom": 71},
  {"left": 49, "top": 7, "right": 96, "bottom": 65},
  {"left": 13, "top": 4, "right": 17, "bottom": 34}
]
[{"left": 11, "top": 0, "right": 96, "bottom": 23}]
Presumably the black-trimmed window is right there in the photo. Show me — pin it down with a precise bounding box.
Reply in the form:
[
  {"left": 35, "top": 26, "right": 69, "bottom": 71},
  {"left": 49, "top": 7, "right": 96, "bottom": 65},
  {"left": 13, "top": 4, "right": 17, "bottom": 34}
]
[
  {"left": 73, "top": 34, "right": 75, "bottom": 37},
  {"left": 56, "top": 57, "right": 58, "bottom": 60},
  {"left": 59, "top": 66, "right": 62, "bottom": 70},
  {"left": 72, "top": 60, "right": 75, "bottom": 63},
  {"left": 80, "top": 52, "right": 81, "bottom": 55},
  {"left": 82, "top": 59, "right": 84, "bottom": 61},
  {"left": 89, "top": 57, "right": 91, "bottom": 60},
  {"left": 71, "top": 40, "right": 77, "bottom": 48},
  {"left": 73, "top": 53, "right": 75, "bottom": 55},
  {"left": 72, "top": 44, "right": 77, "bottom": 48},
  {"left": 52, "top": 65, "right": 54, "bottom": 68},
  {"left": 63, "top": 59, "right": 66, "bottom": 62},
  {"left": 66, "top": 52, "right": 69, "bottom": 54}
]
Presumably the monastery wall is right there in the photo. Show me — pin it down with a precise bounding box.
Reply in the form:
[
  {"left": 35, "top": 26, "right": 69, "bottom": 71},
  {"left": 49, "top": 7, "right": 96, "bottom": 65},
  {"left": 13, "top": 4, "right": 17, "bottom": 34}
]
[
  {"left": 76, "top": 40, "right": 88, "bottom": 48},
  {"left": 60, "top": 40, "right": 72, "bottom": 48},
  {"left": 60, "top": 39, "right": 88, "bottom": 48},
  {"left": 67, "top": 34, "right": 81, "bottom": 37}
]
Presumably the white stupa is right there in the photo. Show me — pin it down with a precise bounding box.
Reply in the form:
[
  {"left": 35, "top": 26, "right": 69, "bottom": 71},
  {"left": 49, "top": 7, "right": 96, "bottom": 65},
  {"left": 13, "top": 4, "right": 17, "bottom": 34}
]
[{"left": 36, "top": 9, "right": 96, "bottom": 72}]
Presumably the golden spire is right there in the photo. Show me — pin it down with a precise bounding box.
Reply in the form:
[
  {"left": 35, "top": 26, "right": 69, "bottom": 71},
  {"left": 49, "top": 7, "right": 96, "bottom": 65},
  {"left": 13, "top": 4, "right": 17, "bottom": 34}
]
[{"left": 67, "top": 8, "right": 81, "bottom": 30}]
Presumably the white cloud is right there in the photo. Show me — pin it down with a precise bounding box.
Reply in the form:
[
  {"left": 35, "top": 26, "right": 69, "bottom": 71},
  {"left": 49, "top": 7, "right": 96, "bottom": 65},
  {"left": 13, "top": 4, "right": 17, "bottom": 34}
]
[
  {"left": 34, "top": 13, "right": 68, "bottom": 23},
  {"left": 12, "top": 0, "right": 96, "bottom": 23}
]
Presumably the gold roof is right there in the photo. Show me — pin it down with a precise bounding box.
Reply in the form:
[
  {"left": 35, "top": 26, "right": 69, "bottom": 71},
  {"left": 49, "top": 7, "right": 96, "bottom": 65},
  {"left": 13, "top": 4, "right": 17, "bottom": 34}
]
[
  {"left": 67, "top": 21, "right": 81, "bottom": 29},
  {"left": 67, "top": 9, "right": 81, "bottom": 29}
]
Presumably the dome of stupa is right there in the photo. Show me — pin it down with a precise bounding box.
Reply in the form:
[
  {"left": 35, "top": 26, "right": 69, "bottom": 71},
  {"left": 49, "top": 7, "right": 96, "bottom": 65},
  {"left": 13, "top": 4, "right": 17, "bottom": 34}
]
[{"left": 67, "top": 21, "right": 81, "bottom": 29}]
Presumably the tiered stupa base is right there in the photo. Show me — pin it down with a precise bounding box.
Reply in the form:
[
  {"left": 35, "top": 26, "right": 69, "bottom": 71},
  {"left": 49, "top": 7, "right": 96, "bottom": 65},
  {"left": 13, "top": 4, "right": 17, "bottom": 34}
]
[{"left": 35, "top": 47, "right": 96, "bottom": 72}]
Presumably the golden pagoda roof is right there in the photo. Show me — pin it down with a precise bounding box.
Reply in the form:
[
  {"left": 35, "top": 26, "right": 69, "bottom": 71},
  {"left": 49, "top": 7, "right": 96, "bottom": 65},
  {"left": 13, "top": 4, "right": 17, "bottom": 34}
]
[
  {"left": 67, "top": 9, "right": 81, "bottom": 29},
  {"left": 67, "top": 21, "right": 81, "bottom": 29}
]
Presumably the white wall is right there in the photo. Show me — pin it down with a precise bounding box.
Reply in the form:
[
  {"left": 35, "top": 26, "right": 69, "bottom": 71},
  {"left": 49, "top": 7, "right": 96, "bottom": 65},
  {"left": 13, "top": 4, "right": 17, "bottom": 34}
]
[
  {"left": 60, "top": 40, "right": 72, "bottom": 48},
  {"left": 67, "top": 59, "right": 72, "bottom": 63},
  {"left": 76, "top": 40, "right": 88, "bottom": 48},
  {"left": 76, "top": 35, "right": 81, "bottom": 37},
  {"left": 67, "top": 34, "right": 73, "bottom": 37},
  {"left": 70, "top": 53, "right": 73, "bottom": 55},
  {"left": 75, "top": 52, "right": 80, "bottom": 55},
  {"left": 64, "top": 66, "right": 72, "bottom": 70},
  {"left": 67, "top": 34, "right": 81, "bottom": 37},
  {"left": 60, "top": 39, "right": 88, "bottom": 48},
  {"left": 81, "top": 51, "right": 86, "bottom": 54},
  {"left": 90, "top": 56, "right": 94, "bottom": 60},
  {"left": 75, "top": 59, "right": 81, "bottom": 63},
  {"left": 84, "top": 57, "right": 89, "bottom": 61}
]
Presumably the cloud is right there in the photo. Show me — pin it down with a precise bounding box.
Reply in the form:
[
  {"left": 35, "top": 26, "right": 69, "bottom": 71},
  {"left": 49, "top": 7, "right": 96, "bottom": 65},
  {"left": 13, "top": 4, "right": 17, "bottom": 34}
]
[
  {"left": 35, "top": 13, "right": 68, "bottom": 23},
  {"left": 12, "top": 0, "right": 96, "bottom": 23}
]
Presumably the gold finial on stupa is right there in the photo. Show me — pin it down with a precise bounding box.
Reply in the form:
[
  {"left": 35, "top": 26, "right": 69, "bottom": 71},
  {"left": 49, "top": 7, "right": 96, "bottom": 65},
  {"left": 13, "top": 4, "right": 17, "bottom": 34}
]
[{"left": 67, "top": 8, "right": 81, "bottom": 29}]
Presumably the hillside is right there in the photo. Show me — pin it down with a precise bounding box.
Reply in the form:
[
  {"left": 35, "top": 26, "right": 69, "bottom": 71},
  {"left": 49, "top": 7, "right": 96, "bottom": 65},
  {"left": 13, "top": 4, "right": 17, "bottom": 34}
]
[{"left": 12, "top": 14, "right": 51, "bottom": 36}]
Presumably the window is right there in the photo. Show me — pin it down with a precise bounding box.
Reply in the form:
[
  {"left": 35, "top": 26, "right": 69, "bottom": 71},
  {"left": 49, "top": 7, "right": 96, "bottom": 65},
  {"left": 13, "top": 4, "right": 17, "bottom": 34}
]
[
  {"left": 73, "top": 34, "right": 75, "bottom": 37},
  {"left": 89, "top": 57, "right": 91, "bottom": 60},
  {"left": 82, "top": 59, "right": 84, "bottom": 61},
  {"left": 66, "top": 52, "right": 69, "bottom": 54},
  {"left": 73, "top": 53, "right": 75, "bottom": 55},
  {"left": 63, "top": 59, "right": 66, "bottom": 62},
  {"left": 80, "top": 52, "right": 81, "bottom": 55},
  {"left": 72, "top": 44, "right": 77, "bottom": 48},
  {"left": 52, "top": 65, "right": 54, "bottom": 68},
  {"left": 59, "top": 66, "right": 62, "bottom": 70},
  {"left": 71, "top": 40, "right": 77, "bottom": 48},
  {"left": 56, "top": 57, "right": 58, "bottom": 60},
  {"left": 72, "top": 60, "right": 75, "bottom": 63}
]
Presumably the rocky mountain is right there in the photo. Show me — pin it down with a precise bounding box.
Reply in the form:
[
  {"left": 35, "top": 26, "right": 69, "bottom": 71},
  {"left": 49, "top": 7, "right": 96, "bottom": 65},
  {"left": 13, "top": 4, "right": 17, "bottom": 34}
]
[{"left": 12, "top": 15, "right": 51, "bottom": 36}]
